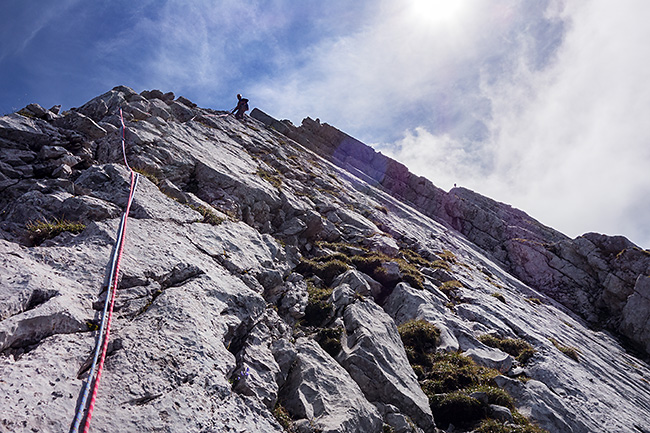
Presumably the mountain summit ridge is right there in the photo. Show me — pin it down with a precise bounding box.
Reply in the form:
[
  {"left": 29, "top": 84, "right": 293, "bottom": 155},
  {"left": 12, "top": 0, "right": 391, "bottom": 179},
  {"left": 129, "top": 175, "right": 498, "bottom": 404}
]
[{"left": 0, "top": 86, "right": 649, "bottom": 432}]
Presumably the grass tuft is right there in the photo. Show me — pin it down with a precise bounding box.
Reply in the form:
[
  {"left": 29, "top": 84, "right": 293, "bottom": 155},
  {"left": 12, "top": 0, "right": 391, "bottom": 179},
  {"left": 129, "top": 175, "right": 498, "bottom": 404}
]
[
  {"left": 316, "top": 326, "right": 344, "bottom": 357},
  {"left": 132, "top": 167, "right": 160, "bottom": 185},
  {"left": 302, "top": 283, "right": 334, "bottom": 327},
  {"left": 548, "top": 337, "right": 580, "bottom": 362},
  {"left": 27, "top": 218, "right": 86, "bottom": 245},
  {"left": 256, "top": 168, "right": 282, "bottom": 189},
  {"left": 273, "top": 404, "right": 294, "bottom": 432},
  {"left": 296, "top": 256, "right": 350, "bottom": 286},
  {"left": 399, "top": 320, "right": 440, "bottom": 355},
  {"left": 189, "top": 204, "right": 225, "bottom": 225},
  {"left": 478, "top": 335, "right": 535, "bottom": 365}
]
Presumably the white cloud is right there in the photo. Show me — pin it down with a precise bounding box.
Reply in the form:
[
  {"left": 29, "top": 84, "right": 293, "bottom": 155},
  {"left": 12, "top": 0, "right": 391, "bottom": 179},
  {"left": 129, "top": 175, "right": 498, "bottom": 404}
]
[
  {"left": 382, "top": 1, "right": 650, "bottom": 248},
  {"left": 254, "top": 0, "right": 504, "bottom": 134},
  {"left": 485, "top": 1, "right": 650, "bottom": 246},
  {"left": 251, "top": 0, "right": 650, "bottom": 248}
]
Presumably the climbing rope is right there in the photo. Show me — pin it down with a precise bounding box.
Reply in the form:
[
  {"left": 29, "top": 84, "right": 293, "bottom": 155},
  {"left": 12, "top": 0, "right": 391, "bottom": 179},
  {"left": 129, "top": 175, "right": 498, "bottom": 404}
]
[{"left": 70, "top": 109, "right": 139, "bottom": 433}]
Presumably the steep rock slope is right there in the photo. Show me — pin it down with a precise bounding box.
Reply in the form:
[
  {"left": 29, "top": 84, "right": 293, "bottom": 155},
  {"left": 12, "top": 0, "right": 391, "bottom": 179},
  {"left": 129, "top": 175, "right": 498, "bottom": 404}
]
[
  {"left": 0, "top": 87, "right": 649, "bottom": 433},
  {"left": 255, "top": 111, "right": 650, "bottom": 355}
]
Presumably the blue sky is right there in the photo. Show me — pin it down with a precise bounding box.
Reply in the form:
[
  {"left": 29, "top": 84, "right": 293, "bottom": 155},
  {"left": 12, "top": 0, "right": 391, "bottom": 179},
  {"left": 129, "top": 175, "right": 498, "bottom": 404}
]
[{"left": 2, "top": 0, "right": 649, "bottom": 249}]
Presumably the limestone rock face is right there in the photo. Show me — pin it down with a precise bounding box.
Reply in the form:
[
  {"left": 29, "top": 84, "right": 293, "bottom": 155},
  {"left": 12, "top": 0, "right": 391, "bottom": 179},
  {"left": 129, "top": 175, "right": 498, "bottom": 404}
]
[
  {"left": 620, "top": 275, "right": 650, "bottom": 354},
  {"left": 338, "top": 300, "right": 435, "bottom": 431},
  {"left": 282, "top": 338, "right": 383, "bottom": 433},
  {"left": 0, "top": 87, "right": 649, "bottom": 432},
  {"left": 255, "top": 110, "right": 650, "bottom": 354}
]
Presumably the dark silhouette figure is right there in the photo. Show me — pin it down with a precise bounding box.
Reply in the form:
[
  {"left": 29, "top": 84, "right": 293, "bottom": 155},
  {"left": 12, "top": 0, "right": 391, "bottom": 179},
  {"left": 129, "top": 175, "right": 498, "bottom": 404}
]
[{"left": 232, "top": 94, "right": 249, "bottom": 119}]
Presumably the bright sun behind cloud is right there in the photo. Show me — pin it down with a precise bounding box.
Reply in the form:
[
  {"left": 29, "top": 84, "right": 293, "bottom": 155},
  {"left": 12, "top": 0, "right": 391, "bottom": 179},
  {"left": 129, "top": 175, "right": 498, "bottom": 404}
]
[{"left": 407, "top": 0, "right": 465, "bottom": 24}]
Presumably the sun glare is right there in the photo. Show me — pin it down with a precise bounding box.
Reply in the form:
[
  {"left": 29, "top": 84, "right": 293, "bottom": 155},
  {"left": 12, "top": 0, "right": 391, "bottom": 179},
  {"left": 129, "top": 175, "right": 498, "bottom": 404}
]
[{"left": 408, "top": 0, "right": 465, "bottom": 24}]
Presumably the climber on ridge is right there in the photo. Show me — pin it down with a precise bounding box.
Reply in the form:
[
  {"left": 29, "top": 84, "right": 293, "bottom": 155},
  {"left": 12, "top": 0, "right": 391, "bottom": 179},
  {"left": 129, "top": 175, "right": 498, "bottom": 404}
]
[{"left": 231, "top": 94, "right": 249, "bottom": 120}]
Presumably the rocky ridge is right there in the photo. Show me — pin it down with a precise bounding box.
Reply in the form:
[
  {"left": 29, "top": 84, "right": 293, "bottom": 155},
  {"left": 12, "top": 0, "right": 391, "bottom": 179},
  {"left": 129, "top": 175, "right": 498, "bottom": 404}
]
[
  {"left": 0, "top": 86, "right": 649, "bottom": 433},
  {"left": 254, "top": 111, "right": 650, "bottom": 355}
]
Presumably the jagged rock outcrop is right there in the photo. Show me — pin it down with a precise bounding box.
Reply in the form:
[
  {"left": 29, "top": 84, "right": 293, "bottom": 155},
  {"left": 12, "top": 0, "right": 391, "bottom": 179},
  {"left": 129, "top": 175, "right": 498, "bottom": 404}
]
[{"left": 1, "top": 87, "right": 649, "bottom": 433}]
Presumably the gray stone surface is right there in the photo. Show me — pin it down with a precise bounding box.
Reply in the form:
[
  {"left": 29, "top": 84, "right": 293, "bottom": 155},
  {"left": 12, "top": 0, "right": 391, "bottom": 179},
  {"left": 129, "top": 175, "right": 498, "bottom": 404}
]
[
  {"left": 339, "top": 301, "right": 436, "bottom": 432},
  {"left": 283, "top": 338, "right": 383, "bottom": 433},
  {"left": 1, "top": 88, "right": 650, "bottom": 433},
  {"left": 620, "top": 274, "right": 650, "bottom": 354}
]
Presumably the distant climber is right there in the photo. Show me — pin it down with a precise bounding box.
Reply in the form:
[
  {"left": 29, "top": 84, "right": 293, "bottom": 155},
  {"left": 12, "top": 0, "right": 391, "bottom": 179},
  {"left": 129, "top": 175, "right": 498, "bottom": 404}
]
[{"left": 231, "top": 94, "right": 249, "bottom": 120}]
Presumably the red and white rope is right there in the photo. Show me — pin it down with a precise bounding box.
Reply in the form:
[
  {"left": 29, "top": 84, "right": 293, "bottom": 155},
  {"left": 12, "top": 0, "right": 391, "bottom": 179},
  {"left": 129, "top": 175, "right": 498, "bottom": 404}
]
[{"left": 70, "top": 109, "right": 139, "bottom": 433}]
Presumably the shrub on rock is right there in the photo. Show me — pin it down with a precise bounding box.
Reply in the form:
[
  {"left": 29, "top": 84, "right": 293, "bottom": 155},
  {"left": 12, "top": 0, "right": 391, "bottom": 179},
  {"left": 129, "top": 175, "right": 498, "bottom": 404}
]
[{"left": 303, "top": 284, "right": 333, "bottom": 326}]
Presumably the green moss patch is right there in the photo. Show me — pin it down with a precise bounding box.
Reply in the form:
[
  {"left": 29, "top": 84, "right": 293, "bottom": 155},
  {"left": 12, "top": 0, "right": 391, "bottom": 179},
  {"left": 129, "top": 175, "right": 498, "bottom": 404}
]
[
  {"left": 398, "top": 320, "right": 440, "bottom": 367},
  {"left": 188, "top": 204, "right": 225, "bottom": 225},
  {"left": 132, "top": 167, "right": 160, "bottom": 185},
  {"left": 296, "top": 257, "right": 350, "bottom": 286},
  {"left": 272, "top": 404, "right": 294, "bottom": 431},
  {"left": 396, "top": 346, "right": 546, "bottom": 431},
  {"left": 467, "top": 385, "right": 515, "bottom": 409},
  {"left": 429, "top": 391, "right": 484, "bottom": 428},
  {"left": 421, "top": 352, "right": 499, "bottom": 395},
  {"left": 305, "top": 244, "right": 430, "bottom": 291},
  {"left": 351, "top": 253, "right": 425, "bottom": 290},
  {"left": 256, "top": 167, "right": 282, "bottom": 189}
]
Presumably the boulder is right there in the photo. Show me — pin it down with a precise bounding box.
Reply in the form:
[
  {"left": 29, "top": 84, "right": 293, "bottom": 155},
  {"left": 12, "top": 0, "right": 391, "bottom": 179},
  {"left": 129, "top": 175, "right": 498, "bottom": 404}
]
[
  {"left": 333, "top": 270, "right": 374, "bottom": 298},
  {"left": 169, "top": 101, "right": 195, "bottom": 122},
  {"left": 367, "top": 233, "right": 400, "bottom": 257},
  {"left": 39, "top": 145, "right": 69, "bottom": 160},
  {"left": 488, "top": 404, "right": 514, "bottom": 423},
  {"left": 25, "top": 103, "right": 49, "bottom": 119},
  {"left": 282, "top": 338, "right": 383, "bottom": 433},
  {"left": 464, "top": 347, "right": 513, "bottom": 373},
  {"left": 233, "top": 311, "right": 290, "bottom": 409},
  {"left": 338, "top": 300, "right": 436, "bottom": 432},
  {"left": 148, "top": 98, "right": 172, "bottom": 120},
  {"left": 383, "top": 282, "right": 448, "bottom": 325},
  {"left": 0, "top": 113, "right": 56, "bottom": 149},
  {"left": 140, "top": 89, "right": 164, "bottom": 100}
]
